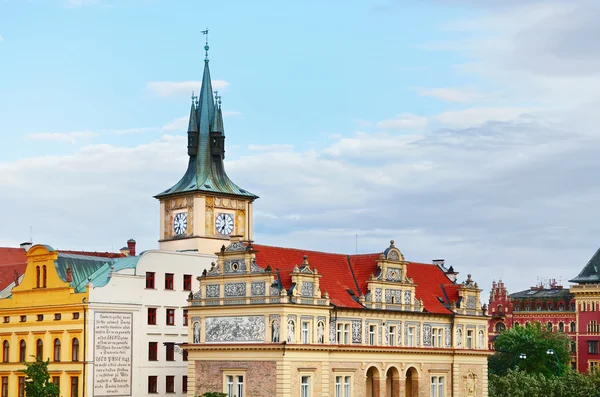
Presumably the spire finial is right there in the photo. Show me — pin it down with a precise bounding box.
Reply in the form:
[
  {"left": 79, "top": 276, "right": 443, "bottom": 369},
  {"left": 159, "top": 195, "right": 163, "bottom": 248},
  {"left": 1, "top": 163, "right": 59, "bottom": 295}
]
[
  {"left": 202, "top": 28, "right": 209, "bottom": 61},
  {"left": 191, "top": 91, "right": 197, "bottom": 104}
]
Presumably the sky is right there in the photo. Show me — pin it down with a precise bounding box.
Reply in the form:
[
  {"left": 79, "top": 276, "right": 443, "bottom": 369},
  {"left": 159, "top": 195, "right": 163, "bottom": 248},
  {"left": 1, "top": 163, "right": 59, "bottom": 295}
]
[{"left": 1, "top": 0, "right": 600, "bottom": 297}]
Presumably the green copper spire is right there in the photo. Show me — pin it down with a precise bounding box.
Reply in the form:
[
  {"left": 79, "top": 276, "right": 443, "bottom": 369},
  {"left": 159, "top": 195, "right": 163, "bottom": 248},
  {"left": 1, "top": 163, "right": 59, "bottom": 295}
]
[{"left": 155, "top": 38, "right": 257, "bottom": 200}]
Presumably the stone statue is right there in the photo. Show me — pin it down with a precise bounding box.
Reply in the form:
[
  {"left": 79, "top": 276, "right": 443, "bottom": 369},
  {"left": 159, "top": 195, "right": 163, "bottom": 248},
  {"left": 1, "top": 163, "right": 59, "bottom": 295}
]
[
  {"left": 272, "top": 319, "right": 280, "bottom": 342},
  {"left": 317, "top": 321, "right": 324, "bottom": 343},
  {"left": 287, "top": 320, "right": 295, "bottom": 343},
  {"left": 456, "top": 328, "right": 462, "bottom": 347},
  {"left": 193, "top": 322, "right": 200, "bottom": 344}
]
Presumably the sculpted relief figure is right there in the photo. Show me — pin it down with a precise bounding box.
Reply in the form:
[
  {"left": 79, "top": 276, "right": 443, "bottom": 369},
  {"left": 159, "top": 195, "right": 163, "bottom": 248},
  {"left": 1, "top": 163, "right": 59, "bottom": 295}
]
[
  {"left": 272, "top": 319, "right": 280, "bottom": 342},
  {"left": 317, "top": 321, "right": 324, "bottom": 343},
  {"left": 287, "top": 320, "right": 295, "bottom": 343},
  {"left": 464, "top": 372, "right": 478, "bottom": 396},
  {"left": 456, "top": 328, "right": 462, "bottom": 347},
  {"left": 193, "top": 322, "right": 201, "bottom": 344}
]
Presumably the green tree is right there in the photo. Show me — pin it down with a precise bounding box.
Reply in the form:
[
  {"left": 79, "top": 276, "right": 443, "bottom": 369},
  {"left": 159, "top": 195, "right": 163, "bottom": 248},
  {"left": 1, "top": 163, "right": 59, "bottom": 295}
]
[
  {"left": 198, "top": 393, "right": 228, "bottom": 397},
  {"left": 490, "top": 322, "right": 570, "bottom": 377},
  {"left": 20, "top": 357, "right": 60, "bottom": 397},
  {"left": 489, "top": 368, "right": 600, "bottom": 397}
]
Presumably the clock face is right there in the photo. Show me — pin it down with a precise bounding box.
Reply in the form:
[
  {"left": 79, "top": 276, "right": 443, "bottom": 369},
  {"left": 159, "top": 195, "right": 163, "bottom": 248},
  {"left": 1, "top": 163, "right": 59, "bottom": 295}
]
[
  {"left": 173, "top": 212, "right": 187, "bottom": 235},
  {"left": 215, "top": 213, "right": 234, "bottom": 235}
]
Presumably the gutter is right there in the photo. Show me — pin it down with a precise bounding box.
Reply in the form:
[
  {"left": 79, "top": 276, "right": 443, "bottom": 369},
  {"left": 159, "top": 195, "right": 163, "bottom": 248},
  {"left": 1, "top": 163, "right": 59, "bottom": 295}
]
[{"left": 82, "top": 297, "right": 87, "bottom": 397}]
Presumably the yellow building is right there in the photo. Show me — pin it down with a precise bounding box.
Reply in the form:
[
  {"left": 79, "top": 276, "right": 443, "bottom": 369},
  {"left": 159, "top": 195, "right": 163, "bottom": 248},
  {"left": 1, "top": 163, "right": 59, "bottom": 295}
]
[{"left": 0, "top": 244, "right": 125, "bottom": 397}]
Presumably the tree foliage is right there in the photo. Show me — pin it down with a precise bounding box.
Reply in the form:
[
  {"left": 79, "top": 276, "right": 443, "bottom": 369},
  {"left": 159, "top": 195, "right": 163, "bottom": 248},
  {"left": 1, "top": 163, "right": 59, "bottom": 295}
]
[
  {"left": 20, "top": 357, "right": 60, "bottom": 397},
  {"left": 490, "top": 322, "right": 571, "bottom": 376},
  {"left": 489, "top": 369, "right": 600, "bottom": 397},
  {"left": 198, "top": 393, "right": 228, "bottom": 397}
]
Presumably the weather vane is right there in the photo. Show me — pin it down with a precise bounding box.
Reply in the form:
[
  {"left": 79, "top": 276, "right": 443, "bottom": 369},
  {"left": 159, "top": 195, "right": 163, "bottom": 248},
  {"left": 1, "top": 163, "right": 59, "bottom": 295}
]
[{"left": 202, "top": 28, "right": 209, "bottom": 60}]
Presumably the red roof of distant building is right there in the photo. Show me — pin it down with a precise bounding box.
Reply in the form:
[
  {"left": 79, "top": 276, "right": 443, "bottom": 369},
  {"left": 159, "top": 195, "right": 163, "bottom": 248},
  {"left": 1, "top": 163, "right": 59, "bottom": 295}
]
[
  {"left": 0, "top": 247, "right": 28, "bottom": 292},
  {"left": 253, "top": 244, "right": 457, "bottom": 314}
]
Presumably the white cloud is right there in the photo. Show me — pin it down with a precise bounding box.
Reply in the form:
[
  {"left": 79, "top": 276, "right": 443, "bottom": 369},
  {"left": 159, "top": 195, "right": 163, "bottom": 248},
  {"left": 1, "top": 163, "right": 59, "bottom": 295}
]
[
  {"left": 248, "top": 144, "right": 294, "bottom": 152},
  {"left": 376, "top": 113, "right": 428, "bottom": 130},
  {"left": 147, "top": 80, "right": 229, "bottom": 98},
  {"left": 433, "top": 107, "right": 534, "bottom": 128},
  {"left": 223, "top": 111, "right": 242, "bottom": 118},
  {"left": 417, "top": 87, "right": 484, "bottom": 103},
  {"left": 161, "top": 116, "right": 188, "bottom": 131},
  {"left": 26, "top": 132, "right": 97, "bottom": 143}
]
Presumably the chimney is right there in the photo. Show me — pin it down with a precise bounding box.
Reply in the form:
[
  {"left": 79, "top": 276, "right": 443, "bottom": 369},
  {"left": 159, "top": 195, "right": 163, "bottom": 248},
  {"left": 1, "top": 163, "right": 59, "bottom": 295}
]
[
  {"left": 127, "top": 239, "right": 136, "bottom": 256},
  {"left": 20, "top": 242, "right": 33, "bottom": 252},
  {"left": 432, "top": 259, "right": 445, "bottom": 266}
]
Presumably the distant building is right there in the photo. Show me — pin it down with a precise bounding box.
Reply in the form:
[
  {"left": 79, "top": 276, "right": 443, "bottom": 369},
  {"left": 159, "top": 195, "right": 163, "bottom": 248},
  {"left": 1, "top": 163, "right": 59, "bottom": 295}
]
[
  {"left": 488, "top": 248, "right": 600, "bottom": 373},
  {"left": 0, "top": 241, "right": 213, "bottom": 397}
]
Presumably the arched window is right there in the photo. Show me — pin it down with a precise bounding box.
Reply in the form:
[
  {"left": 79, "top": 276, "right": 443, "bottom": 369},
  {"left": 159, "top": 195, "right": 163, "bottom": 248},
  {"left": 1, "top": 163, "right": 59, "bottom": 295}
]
[
  {"left": 36, "top": 266, "right": 40, "bottom": 288},
  {"left": 19, "top": 340, "right": 26, "bottom": 362},
  {"left": 513, "top": 304, "right": 519, "bottom": 312},
  {"left": 497, "top": 304, "right": 503, "bottom": 313},
  {"left": 2, "top": 341, "right": 8, "bottom": 363},
  {"left": 36, "top": 339, "right": 43, "bottom": 360},
  {"left": 547, "top": 303, "right": 553, "bottom": 311},
  {"left": 495, "top": 322, "right": 506, "bottom": 333},
  {"left": 42, "top": 265, "right": 47, "bottom": 288},
  {"left": 53, "top": 339, "right": 61, "bottom": 362},
  {"left": 72, "top": 338, "right": 79, "bottom": 362},
  {"left": 559, "top": 304, "right": 564, "bottom": 311},
  {"left": 536, "top": 304, "right": 542, "bottom": 311},
  {"left": 570, "top": 322, "right": 576, "bottom": 333},
  {"left": 559, "top": 322, "right": 564, "bottom": 332},
  {"left": 547, "top": 322, "right": 553, "bottom": 331}
]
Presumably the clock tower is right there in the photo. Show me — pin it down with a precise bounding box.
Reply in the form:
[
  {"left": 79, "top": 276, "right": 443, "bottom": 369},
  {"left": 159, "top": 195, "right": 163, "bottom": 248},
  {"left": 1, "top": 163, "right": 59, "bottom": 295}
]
[{"left": 154, "top": 42, "right": 258, "bottom": 254}]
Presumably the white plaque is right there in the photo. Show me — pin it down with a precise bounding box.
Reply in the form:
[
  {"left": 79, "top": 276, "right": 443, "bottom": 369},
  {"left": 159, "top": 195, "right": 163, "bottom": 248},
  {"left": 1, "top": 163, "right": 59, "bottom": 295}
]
[{"left": 93, "top": 312, "right": 132, "bottom": 396}]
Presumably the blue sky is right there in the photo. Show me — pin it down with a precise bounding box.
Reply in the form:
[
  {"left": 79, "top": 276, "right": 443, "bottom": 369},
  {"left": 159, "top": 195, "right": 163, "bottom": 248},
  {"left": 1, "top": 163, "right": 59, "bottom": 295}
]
[{"left": 2, "top": 0, "right": 600, "bottom": 294}]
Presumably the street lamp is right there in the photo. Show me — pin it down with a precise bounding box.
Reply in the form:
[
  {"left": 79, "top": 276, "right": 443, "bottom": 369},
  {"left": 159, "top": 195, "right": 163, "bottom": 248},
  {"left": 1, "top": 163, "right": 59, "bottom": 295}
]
[
  {"left": 546, "top": 349, "right": 561, "bottom": 376},
  {"left": 519, "top": 353, "right": 527, "bottom": 359}
]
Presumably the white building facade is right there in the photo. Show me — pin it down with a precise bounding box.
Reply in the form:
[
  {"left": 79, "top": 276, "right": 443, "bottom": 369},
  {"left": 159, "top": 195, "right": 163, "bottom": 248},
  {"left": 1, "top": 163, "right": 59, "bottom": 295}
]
[{"left": 86, "top": 250, "right": 214, "bottom": 396}]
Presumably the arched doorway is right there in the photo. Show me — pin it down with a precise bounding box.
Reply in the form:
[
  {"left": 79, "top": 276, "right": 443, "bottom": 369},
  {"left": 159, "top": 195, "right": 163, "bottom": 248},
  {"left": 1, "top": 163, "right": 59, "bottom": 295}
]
[
  {"left": 405, "top": 367, "right": 419, "bottom": 397},
  {"left": 366, "top": 367, "right": 380, "bottom": 397},
  {"left": 386, "top": 366, "right": 400, "bottom": 397}
]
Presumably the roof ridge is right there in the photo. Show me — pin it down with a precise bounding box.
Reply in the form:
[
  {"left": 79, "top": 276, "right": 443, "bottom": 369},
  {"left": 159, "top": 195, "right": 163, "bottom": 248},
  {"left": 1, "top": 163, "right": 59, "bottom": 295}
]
[{"left": 254, "top": 243, "right": 382, "bottom": 257}]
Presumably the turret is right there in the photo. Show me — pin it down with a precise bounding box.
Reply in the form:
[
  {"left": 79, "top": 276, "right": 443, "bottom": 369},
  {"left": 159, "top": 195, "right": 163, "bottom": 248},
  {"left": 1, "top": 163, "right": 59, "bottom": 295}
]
[
  {"left": 187, "top": 95, "right": 199, "bottom": 156},
  {"left": 210, "top": 93, "right": 225, "bottom": 160}
]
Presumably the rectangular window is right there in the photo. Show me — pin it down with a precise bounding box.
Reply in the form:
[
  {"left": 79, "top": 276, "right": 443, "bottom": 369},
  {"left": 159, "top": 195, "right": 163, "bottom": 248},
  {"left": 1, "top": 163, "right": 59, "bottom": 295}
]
[
  {"left": 148, "top": 342, "right": 158, "bottom": 361},
  {"left": 183, "top": 274, "right": 192, "bottom": 291},
  {"left": 336, "top": 375, "right": 351, "bottom": 397},
  {"left": 165, "top": 273, "right": 174, "bottom": 290},
  {"left": 369, "top": 325, "right": 376, "bottom": 346},
  {"left": 148, "top": 376, "right": 158, "bottom": 393},
  {"left": 571, "top": 342, "right": 577, "bottom": 353},
  {"left": 166, "top": 309, "right": 175, "bottom": 326},
  {"left": 70, "top": 376, "right": 79, "bottom": 397},
  {"left": 431, "top": 328, "right": 444, "bottom": 348},
  {"left": 54, "top": 313, "right": 61, "bottom": 321},
  {"left": 18, "top": 377, "right": 25, "bottom": 397},
  {"left": 20, "top": 316, "right": 26, "bottom": 323},
  {"left": 183, "top": 310, "right": 188, "bottom": 326},
  {"left": 147, "top": 308, "right": 157, "bottom": 325},
  {"left": 146, "top": 272, "right": 155, "bottom": 289},
  {"left": 408, "top": 327, "right": 415, "bottom": 347},
  {"left": 336, "top": 323, "right": 350, "bottom": 344},
  {"left": 37, "top": 314, "right": 43, "bottom": 321},
  {"left": 165, "top": 375, "right": 175, "bottom": 393},
  {"left": 224, "top": 374, "right": 245, "bottom": 397},
  {"left": 183, "top": 349, "right": 188, "bottom": 361},
  {"left": 589, "top": 340, "right": 599, "bottom": 354},
  {"left": 431, "top": 376, "right": 445, "bottom": 397},
  {"left": 467, "top": 330, "right": 473, "bottom": 349},
  {"left": 388, "top": 325, "right": 396, "bottom": 346},
  {"left": 1, "top": 377, "right": 7, "bottom": 397},
  {"left": 590, "top": 361, "right": 599, "bottom": 373},
  {"left": 301, "top": 375, "right": 311, "bottom": 397},
  {"left": 2, "top": 317, "right": 8, "bottom": 324},
  {"left": 72, "top": 312, "right": 80, "bottom": 320},
  {"left": 182, "top": 376, "right": 188, "bottom": 393},
  {"left": 166, "top": 343, "right": 175, "bottom": 361},
  {"left": 52, "top": 376, "right": 60, "bottom": 388},
  {"left": 302, "top": 321, "right": 310, "bottom": 344}
]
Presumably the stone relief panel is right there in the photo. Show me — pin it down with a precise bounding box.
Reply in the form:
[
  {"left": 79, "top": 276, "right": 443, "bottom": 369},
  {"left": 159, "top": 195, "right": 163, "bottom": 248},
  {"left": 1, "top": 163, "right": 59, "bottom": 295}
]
[
  {"left": 351, "top": 320, "right": 362, "bottom": 344},
  {"left": 404, "top": 290, "right": 412, "bottom": 305},
  {"left": 225, "top": 242, "right": 247, "bottom": 252},
  {"left": 445, "top": 325, "right": 452, "bottom": 348},
  {"left": 329, "top": 319, "right": 337, "bottom": 343},
  {"left": 205, "top": 316, "right": 265, "bottom": 343},
  {"left": 250, "top": 259, "right": 263, "bottom": 273},
  {"left": 385, "top": 268, "right": 402, "bottom": 282},
  {"left": 387, "top": 250, "right": 400, "bottom": 261},
  {"left": 375, "top": 288, "right": 382, "bottom": 303},
  {"left": 385, "top": 288, "right": 402, "bottom": 304},
  {"left": 301, "top": 281, "right": 314, "bottom": 297},
  {"left": 270, "top": 286, "right": 280, "bottom": 296},
  {"left": 251, "top": 282, "right": 266, "bottom": 296},
  {"left": 224, "top": 282, "right": 246, "bottom": 297},
  {"left": 466, "top": 296, "right": 477, "bottom": 309},
  {"left": 423, "top": 324, "right": 432, "bottom": 347},
  {"left": 463, "top": 372, "right": 478, "bottom": 397},
  {"left": 224, "top": 260, "right": 247, "bottom": 274},
  {"left": 205, "top": 284, "right": 220, "bottom": 298}
]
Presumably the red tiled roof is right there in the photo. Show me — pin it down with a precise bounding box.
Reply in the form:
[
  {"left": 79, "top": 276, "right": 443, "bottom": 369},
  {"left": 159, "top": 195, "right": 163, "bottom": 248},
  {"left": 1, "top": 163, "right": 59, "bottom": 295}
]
[
  {"left": 57, "top": 250, "right": 125, "bottom": 258},
  {"left": 0, "top": 247, "right": 27, "bottom": 292},
  {"left": 253, "top": 244, "right": 458, "bottom": 314}
]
